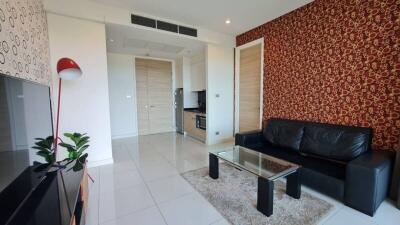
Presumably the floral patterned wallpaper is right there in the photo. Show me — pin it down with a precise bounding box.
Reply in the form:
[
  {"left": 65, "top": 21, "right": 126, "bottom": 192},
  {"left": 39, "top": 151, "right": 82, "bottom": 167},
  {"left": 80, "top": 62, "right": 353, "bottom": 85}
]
[
  {"left": 237, "top": 0, "right": 400, "bottom": 151},
  {"left": 0, "top": 0, "right": 51, "bottom": 85}
]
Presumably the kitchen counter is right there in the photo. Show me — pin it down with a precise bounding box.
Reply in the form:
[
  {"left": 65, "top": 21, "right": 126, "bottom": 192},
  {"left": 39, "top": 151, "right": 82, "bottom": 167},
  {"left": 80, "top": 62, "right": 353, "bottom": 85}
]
[
  {"left": 184, "top": 110, "right": 206, "bottom": 142},
  {"left": 184, "top": 108, "right": 206, "bottom": 115}
]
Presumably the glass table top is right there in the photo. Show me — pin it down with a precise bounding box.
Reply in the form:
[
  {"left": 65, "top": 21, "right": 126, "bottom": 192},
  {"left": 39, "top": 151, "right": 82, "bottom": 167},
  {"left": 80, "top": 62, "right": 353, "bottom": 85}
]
[{"left": 210, "top": 145, "right": 300, "bottom": 181}]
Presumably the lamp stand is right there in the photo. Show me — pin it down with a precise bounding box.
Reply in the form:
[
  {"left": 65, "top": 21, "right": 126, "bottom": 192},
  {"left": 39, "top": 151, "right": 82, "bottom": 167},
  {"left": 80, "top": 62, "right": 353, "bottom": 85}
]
[{"left": 54, "top": 78, "right": 62, "bottom": 156}]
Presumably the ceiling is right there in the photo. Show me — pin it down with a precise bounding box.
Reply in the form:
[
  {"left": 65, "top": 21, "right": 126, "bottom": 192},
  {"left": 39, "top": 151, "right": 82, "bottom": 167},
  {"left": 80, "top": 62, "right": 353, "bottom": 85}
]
[
  {"left": 91, "top": 0, "right": 313, "bottom": 35},
  {"left": 106, "top": 23, "right": 206, "bottom": 59}
]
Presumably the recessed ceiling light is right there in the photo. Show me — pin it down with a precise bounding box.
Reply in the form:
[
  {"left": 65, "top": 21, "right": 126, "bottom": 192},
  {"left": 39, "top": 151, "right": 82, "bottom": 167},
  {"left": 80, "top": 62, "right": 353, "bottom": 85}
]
[
  {"left": 109, "top": 39, "right": 114, "bottom": 42},
  {"left": 225, "top": 19, "right": 231, "bottom": 24}
]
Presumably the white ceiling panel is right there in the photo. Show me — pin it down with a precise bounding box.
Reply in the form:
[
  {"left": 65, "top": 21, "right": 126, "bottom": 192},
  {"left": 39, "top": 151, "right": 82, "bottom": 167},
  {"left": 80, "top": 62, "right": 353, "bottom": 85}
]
[{"left": 91, "top": 0, "right": 313, "bottom": 35}]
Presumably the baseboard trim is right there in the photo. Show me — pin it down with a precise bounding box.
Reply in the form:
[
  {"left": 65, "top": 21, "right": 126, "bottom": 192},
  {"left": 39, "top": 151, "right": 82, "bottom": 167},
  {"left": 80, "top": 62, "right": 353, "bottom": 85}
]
[
  {"left": 207, "top": 137, "right": 235, "bottom": 145},
  {"left": 87, "top": 158, "right": 114, "bottom": 168},
  {"left": 112, "top": 133, "right": 138, "bottom": 140}
]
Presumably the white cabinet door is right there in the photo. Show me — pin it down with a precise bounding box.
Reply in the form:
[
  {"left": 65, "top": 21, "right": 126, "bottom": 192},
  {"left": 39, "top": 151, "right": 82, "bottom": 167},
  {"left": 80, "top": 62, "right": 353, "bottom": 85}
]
[{"left": 191, "top": 61, "right": 206, "bottom": 91}]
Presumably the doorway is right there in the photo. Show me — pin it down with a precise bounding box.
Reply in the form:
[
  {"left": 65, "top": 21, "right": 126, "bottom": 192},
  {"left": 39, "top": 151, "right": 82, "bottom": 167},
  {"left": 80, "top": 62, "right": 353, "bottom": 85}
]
[
  {"left": 135, "top": 58, "right": 174, "bottom": 135},
  {"left": 235, "top": 38, "right": 264, "bottom": 133}
]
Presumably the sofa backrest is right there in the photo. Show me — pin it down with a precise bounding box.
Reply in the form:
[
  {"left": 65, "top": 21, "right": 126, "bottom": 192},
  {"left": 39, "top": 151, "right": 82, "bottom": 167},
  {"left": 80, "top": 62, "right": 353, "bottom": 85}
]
[
  {"left": 263, "top": 118, "right": 373, "bottom": 161},
  {"left": 300, "top": 123, "right": 372, "bottom": 161},
  {"left": 263, "top": 118, "right": 305, "bottom": 151}
]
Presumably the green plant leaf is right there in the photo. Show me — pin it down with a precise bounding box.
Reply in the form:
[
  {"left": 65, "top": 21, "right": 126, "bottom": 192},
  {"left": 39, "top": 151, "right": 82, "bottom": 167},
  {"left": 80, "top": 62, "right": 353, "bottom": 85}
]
[
  {"left": 32, "top": 146, "right": 51, "bottom": 152},
  {"left": 59, "top": 142, "right": 74, "bottom": 149},
  {"left": 59, "top": 132, "right": 90, "bottom": 162},
  {"left": 64, "top": 133, "right": 73, "bottom": 138},
  {"left": 34, "top": 141, "right": 50, "bottom": 149},
  {"left": 72, "top": 134, "right": 83, "bottom": 145},
  {"left": 76, "top": 137, "right": 89, "bottom": 148},
  {"left": 36, "top": 152, "right": 48, "bottom": 157},
  {"left": 37, "top": 150, "right": 50, "bottom": 155},
  {"left": 78, "top": 153, "right": 88, "bottom": 163},
  {"left": 59, "top": 142, "right": 76, "bottom": 152},
  {"left": 77, "top": 145, "right": 89, "bottom": 156},
  {"left": 68, "top": 151, "right": 78, "bottom": 160}
]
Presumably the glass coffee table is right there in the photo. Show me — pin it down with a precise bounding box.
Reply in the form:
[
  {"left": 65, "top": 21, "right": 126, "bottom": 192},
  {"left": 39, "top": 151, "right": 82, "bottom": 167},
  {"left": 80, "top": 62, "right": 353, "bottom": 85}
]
[{"left": 209, "top": 145, "right": 301, "bottom": 217}]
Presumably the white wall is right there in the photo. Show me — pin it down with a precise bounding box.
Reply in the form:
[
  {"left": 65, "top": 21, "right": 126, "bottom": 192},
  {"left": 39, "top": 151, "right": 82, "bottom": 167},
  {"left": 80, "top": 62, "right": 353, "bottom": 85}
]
[
  {"left": 47, "top": 14, "right": 113, "bottom": 167},
  {"left": 206, "top": 44, "right": 234, "bottom": 145},
  {"left": 182, "top": 56, "right": 198, "bottom": 108},
  {"left": 175, "top": 58, "right": 183, "bottom": 89},
  {"left": 107, "top": 53, "right": 138, "bottom": 139}
]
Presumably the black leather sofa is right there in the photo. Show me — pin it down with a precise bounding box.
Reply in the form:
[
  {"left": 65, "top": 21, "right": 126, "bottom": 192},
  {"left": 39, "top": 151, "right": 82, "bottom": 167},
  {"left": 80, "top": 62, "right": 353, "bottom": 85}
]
[{"left": 235, "top": 118, "right": 393, "bottom": 216}]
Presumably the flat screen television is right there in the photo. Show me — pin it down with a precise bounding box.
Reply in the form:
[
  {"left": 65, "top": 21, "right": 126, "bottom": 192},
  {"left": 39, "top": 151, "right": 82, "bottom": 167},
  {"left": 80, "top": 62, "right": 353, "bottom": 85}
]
[{"left": 0, "top": 73, "right": 53, "bottom": 193}]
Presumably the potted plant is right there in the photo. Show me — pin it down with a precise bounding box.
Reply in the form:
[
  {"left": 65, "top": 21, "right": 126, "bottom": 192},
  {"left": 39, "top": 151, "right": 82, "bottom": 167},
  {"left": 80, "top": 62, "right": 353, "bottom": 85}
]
[
  {"left": 32, "top": 132, "right": 90, "bottom": 172},
  {"left": 59, "top": 133, "right": 90, "bottom": 171}
]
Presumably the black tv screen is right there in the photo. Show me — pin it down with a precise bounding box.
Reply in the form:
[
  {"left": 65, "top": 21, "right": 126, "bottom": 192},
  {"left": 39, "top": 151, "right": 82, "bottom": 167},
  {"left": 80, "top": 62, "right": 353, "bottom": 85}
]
[{"left": 0, "top": 74, "right": 53, "bottom": 193}]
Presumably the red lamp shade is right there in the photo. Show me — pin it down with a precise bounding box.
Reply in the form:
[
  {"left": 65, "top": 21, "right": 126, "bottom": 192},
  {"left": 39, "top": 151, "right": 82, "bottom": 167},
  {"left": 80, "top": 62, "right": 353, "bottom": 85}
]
[{"left": 57, "top": 58, "right": 82, "bottom": 80}]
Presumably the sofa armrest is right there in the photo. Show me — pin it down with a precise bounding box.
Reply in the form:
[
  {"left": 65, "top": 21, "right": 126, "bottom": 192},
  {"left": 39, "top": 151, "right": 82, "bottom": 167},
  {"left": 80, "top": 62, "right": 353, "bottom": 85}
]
[
  {"left": 345, "top": 151, "right": 393, "bottom": 216},
  {"left": 235, "top": 130, "right": 263, "bottom": 147}
]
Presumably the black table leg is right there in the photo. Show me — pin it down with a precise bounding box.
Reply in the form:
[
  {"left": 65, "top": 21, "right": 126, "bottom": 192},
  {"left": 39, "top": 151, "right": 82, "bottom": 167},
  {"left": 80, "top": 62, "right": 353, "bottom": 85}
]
[
  {"left": 286, "top": 171, "right": 301, "bottom": 199},
  {"left": 209, "top": 153, "right": 219, "bottom": 179},
  {"left": 257, "top": 177, "right": 274, "bottom": 217}
]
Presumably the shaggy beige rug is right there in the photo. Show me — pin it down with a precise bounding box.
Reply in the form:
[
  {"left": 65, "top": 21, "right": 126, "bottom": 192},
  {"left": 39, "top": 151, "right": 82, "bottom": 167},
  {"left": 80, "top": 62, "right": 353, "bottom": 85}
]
[{"left": 182, "top": 163, "right": 334, "bottom": 225}]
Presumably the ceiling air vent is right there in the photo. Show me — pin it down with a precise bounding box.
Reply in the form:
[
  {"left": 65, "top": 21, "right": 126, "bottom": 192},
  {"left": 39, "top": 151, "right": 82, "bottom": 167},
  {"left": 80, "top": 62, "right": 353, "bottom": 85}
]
[
  {"left": 157, "top": 20, "right": 178, "bottom": 33},
  {"left": 179, "top": 26, "right": 197, "bottom": 37},
  {"left": 131, "top": 14, "right": 156, "bottom": 28},
  {"left": 131, "top": 14, "right": 198, "bottom": 38}
]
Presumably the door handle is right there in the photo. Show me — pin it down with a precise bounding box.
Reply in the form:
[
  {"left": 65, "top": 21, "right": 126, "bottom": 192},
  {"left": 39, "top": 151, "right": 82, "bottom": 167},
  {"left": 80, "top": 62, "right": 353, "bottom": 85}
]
[{"left": 150, "top": 105, "right": 155, "bottom": 108}]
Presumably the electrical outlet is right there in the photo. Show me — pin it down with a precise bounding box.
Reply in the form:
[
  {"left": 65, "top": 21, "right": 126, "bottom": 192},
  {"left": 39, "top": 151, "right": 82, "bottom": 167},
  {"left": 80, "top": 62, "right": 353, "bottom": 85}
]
[{"left": 215, "top": 131, "right": 220, "bottom": 135}]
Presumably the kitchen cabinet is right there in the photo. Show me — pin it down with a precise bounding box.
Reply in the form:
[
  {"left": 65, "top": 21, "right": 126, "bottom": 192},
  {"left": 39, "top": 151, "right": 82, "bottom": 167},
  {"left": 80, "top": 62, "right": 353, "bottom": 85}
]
[
  {"left": 184, "top": 111, "right": 206, "bottom": 142},
  {"left": 190, "top": 61, "right": 206, "bottom": 91}
]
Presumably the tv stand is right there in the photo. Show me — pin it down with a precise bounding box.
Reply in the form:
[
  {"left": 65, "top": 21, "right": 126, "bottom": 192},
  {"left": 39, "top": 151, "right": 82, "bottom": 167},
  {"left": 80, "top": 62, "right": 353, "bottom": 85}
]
[{"left": 0, "top": 162, "right": 88, "bottom": 225}]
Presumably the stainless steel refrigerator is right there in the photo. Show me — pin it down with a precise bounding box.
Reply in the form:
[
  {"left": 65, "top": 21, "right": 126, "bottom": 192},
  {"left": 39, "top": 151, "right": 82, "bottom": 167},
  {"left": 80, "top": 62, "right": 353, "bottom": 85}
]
[{"left": 174, "top": 88, "right": 184, "bottom": 133}]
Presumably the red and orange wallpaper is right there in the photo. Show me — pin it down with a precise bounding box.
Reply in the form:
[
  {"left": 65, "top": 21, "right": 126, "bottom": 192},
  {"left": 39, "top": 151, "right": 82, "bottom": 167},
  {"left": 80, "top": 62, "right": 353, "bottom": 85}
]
[{"left": 237, "top": 0, "right": 400, "bottom": 151}]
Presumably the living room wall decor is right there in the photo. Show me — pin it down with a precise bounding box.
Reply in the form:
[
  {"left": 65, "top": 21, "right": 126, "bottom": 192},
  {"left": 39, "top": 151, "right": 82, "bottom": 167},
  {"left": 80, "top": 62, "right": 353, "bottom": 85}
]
[
  {"left": 0, "top": 0, "right": 51, "bottom": 85},
  {"left": 236, "top": 0, "right": 400, "bottom": 151}
]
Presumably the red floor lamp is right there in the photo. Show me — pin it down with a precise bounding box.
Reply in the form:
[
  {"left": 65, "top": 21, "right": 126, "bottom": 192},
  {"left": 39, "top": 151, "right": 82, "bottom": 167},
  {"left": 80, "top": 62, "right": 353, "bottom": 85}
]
[{"left": 54, "top": 58, "right": 82, "bottom": 155}]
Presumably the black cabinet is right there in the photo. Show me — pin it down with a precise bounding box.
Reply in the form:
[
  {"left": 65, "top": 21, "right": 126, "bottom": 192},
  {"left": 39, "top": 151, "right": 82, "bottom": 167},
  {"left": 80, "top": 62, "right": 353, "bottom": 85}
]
[{"left": 0, "top": 162, "right": 87, "bottom": 225}]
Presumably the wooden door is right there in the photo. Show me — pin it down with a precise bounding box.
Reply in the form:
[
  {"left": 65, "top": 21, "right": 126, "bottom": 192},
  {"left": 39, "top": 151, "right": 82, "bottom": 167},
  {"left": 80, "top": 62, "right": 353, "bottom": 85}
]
[
  {"left": 136, "top": 59, "right": 150, "bottom": 135},
  {"left": 239, "top": 44, "right": 262, "bottom": 132},
  {"left": 147, "top": 60, "right": 173, "bottom": 133},
  {"left": 136, "top": 58, "right": 173, "bottom": 135}
]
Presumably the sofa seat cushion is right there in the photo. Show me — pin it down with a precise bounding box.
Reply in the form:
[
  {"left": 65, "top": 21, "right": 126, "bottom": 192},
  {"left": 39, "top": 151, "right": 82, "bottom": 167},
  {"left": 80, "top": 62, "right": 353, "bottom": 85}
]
[
  {"left": 300, "top": 154, "right": 347, "bottom": 180},
  {"left": 247, "top": 143, "right": 347, "bottom": 180}
]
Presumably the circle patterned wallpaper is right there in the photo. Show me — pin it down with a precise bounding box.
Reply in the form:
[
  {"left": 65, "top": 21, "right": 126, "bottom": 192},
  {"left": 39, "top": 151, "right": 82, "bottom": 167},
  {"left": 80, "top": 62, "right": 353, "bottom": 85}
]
[
  {"left": 237, "top": 0, "right": 400, "bottom": 151},
  {"left": 0, "top": 0, "right": 50, "bottom": 85}
]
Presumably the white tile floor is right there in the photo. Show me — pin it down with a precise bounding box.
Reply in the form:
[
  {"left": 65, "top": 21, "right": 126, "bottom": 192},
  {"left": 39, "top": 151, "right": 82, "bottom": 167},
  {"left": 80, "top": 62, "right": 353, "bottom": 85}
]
[{"left": 87, "top": 132, "right": 400, "bottom": 225}]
